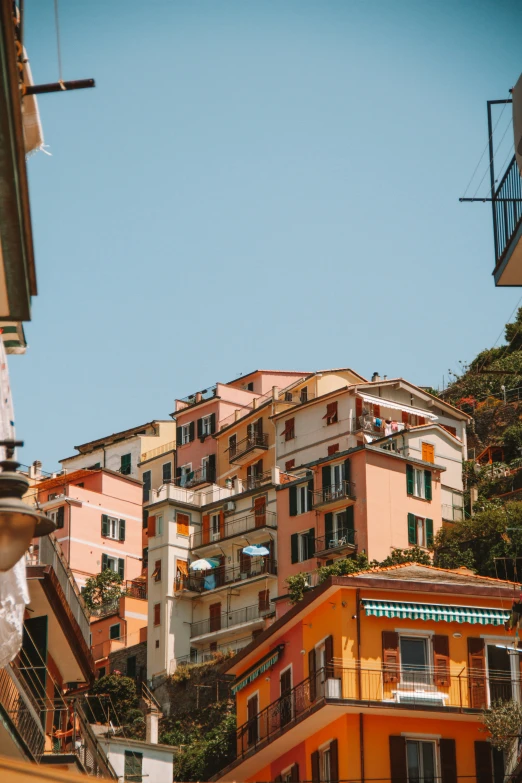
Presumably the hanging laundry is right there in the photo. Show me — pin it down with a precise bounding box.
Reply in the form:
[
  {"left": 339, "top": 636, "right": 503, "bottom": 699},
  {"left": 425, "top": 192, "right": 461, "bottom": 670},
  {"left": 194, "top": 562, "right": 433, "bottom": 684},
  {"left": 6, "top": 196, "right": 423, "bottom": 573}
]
[
  {"left": 375, "top": 418, "right": 382, "bottom": 428},
  {"left": 391, "top": 421, "right": 398, "bottom": 432},
  {"left": 384, "top": 421, "right": 392, "bottom": 436}
]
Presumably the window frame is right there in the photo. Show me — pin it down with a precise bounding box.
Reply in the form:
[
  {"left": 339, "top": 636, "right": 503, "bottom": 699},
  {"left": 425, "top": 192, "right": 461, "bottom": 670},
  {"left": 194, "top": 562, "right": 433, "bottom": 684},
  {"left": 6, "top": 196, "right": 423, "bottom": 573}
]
[
  {"left": 156, "top": 514, "right": 163, "bottom": 536},
  {"left": 162, "top": 462, "right": 172, "bottom": 483},
  {"left": 181, "top": 424, "right": 191, "bottom": 445},
  {"left": 297, "top": 529, "right": 313, "bottom": 562},
  {"left": 296, "top": 483, "right": 310, "bottom": 515},
  {"left": 201, "top": 415, "right": 212, "bottom": 436},
  {"left": 399, "top": 634, "right": 431, "bottom": 685},
  {"left": 176, "top": 511, "right": 190, "bottom": 537},
  {"left": 124, "top": 750, "right": 143, "bottom": 783},
  {"left": 109, "top": 623, "right": 121, "bottom": 641},
  {"left": 120, "top": 454, "right": 132, "bottom": 475},
  {"left": 404, "top": 738, "right": 438, "bottom": 783},
  {"left": 179, "top": 463, "right": 192, "bottom": 486}
]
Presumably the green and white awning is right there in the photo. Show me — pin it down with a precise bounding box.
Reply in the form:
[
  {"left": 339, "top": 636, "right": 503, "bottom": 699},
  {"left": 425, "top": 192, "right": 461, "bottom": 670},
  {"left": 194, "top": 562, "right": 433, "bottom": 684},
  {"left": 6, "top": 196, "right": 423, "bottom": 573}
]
[
  {"left": 361, "top": 599, "right": 509, "bottom": 626},
  {"left": 231, "top": 645, "right": 284, "bottom": 695}
]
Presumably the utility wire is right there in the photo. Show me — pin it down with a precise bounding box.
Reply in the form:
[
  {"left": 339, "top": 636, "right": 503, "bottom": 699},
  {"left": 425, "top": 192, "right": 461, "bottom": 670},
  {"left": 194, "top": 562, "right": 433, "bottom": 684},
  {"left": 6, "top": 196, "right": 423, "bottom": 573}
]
[
  {"left": 462, "top": 99, "right": 509, "bottom": 199},
  {"left": 470, "top": 109, "right": 513, "bottom": 200}
]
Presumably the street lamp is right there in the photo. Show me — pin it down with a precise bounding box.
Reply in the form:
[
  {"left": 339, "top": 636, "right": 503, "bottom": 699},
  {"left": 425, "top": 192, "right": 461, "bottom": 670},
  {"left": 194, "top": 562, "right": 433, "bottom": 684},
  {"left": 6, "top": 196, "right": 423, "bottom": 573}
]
[{"left": 0, "top": 440, "right": 55, "bottom": 571}]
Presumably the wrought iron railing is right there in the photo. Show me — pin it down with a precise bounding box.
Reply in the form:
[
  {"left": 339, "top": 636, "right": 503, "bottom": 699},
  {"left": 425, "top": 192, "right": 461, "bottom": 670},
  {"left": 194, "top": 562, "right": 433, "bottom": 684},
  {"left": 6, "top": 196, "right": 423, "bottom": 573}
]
[
  {"left": 191, "top": 509, "right": 277, "bottom": 549},
  {"left": 232, "top": 663, "right": 521, "bottom": 764},
  {"left": 314, "top": 527, "right": 356, "bottom": 554},
  {"left": 175, "top": 559, "right": 277, "bottom": 593},
  {"left": 190, "top": 601, "right": 276, "bottom": 638},
  {"left": 175, "top": 464, "right": 216, "bottom": 488},
  {"left": 229, "top": 433, "right": 269, "bottom": 461},
  {"left": 312, "top": 481, "right": 355, "bottom": 506},
  {"left": 0, "top": 665, "right": 45, "bottom": 761},
  {"left": 493, "top": 155, "right": 522, "bottom": 266},
  {"left": 173, "top": 636, "right": 253, "bottom": 668}
]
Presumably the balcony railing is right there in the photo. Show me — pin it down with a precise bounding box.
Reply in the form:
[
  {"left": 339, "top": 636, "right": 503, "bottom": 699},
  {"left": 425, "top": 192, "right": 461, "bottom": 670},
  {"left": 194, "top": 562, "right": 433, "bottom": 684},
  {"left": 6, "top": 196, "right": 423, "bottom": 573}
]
[
  {"left": 352, "top": 416, "right": 407, "bottom": 437},
  {"left": 312, "top": 481, "right": 355, "bottom": 507},
  {"left": 190, "top": 601, "right": 276, "bottom": 638},
  {"left": 140, "top": 440, "right": 176, "bottom": 462},
  {"left": 176, "top": 559, "right": 277, "bottom": 593},
  {"left": 89, "top": 580, "right": 147, "bottom": 619},
  {"left": 26, "top": 534, "right": 91, "bottom": 648},
  {"left": 125, "top": 579, "right": 147, "bottom": 600},
  {"left": 173, "top": 636, "right": 254, "bottom": 669},
  {"left": 175, "top": 464, "right": 216, "bottom": 489},
  {"left": 232, "top": 663, "right": 521, "bottom": 766},
  {"left": 229, "top": 433, "right": 269, "bottom": 463},
  {"left": 493, "top": 155, "right": 522, "bottom": 267},
  {"left": 0, "top": 665, "right": 45, "bottom": 761},
  {"left": 314, "top": 527, "right": 356, "bottom": 556},
  {"left": 191, "top": 509, "right": 277, "bottom": 549},
  {"left": 177, "top": 385, "right": 218, "bottom": 408}
]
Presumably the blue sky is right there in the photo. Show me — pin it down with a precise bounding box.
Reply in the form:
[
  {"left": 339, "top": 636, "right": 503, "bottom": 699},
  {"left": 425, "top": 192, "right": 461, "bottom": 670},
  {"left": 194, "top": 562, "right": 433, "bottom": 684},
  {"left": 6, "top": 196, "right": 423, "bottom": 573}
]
[{"left": 13, "top": 0, "right": 521, "bottom": 469}]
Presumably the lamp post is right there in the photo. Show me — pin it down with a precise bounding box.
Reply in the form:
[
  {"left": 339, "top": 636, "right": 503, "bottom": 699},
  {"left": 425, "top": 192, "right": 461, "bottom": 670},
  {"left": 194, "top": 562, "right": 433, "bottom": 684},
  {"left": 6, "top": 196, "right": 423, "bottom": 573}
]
[{"left": 0, "top": 439, "right": 55, "bottom": 571}]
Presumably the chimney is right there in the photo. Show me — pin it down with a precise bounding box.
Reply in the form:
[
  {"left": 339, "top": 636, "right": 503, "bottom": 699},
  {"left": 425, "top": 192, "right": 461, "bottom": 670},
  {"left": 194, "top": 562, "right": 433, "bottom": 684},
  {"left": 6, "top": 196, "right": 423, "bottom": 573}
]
[
  {"left": 195, "top": 392, "right": 202, "bottom": 403},
  {"left": 145, "top": 712, "right": 158, "bottom": 744},
  {"left": 272, "top": 386, "right": 279, "bottom": 401},
  {"left": 371, "top": 372, "right": 380, "bottom": 383},
  {"left": 29, "top": 460, "right": 42, "bottom": 479}
]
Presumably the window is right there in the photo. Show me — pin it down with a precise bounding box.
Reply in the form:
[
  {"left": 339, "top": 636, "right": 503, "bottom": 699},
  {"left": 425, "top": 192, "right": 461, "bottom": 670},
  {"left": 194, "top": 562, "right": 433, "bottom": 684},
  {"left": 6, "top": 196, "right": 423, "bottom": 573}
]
[
  {"left": 285, "top": 391, "right": 293, "bottom": 402},
  {"left": 285, "top": 459, "right": 295, "bottom": 472},
  {"left": 154, "top": 603, "right": 161, "bottom": 626},
  {"left": 407, "top": 514, "right": 433, "bottom": 547},
  {"left": 323, "top": 401, "right": 338, "bottom": 426},
  {"left": 162, "top": 462, "right": 172, "bottom": 483},
  {"left": 124, "top": 750, "right": 143, "bottom": 783},
  {"left": 101, "top": 514, "right": 126, "bottom": 541},
  {"left": 283, "top": 417, "right": 295, "bottom": 441},
  {"left": 229, "top": 434, "right": 237, "bottom": 457},
  {"left": 321, "top": 747, "right": 331, "bottom": 783},
  {"left": 48, "top": 507, "right": 64, "bottom": 529},
  {"left": 210, "top": 513, "right": 220, "bottom": 540},
  {"left": 327, "top": 444, "right": 339, "bottom": 456},
  {"left": 120, "top": 454, "right": 131, "bottom": 475},
  {"left": 98, "top": 667, "right": 106, "bottom": 679},
  {"left": 178, "top": 464, "right": 192, "bottom": 487},
  {"left": 280, "top": 668, "right": 292, "bottom": 727},
  {"left": 312, "top": 739, "right": 338, "bottom": 783},
  {"left": 421, "top": 442, "right": 435, "bottom": 463},
  {"left": 156, "top": 515, "right": 163, "bottom": 535},
  {"left": 406, "top": 465, "right": 432, "bottom": 500},
  {"left": 291, "top": 529, "right": 315, "bottom": 563},
  {"left": 177, "top": 512, "right": 189, "bottom": 537},
  {"left": 297, "top": 483, "right": 310, "bottom": 514},
  {"left": 400, "top": 636, "right": 429, "bottom": 684},
  {"left": 109, "top": 623, "right": 121, "bottom": 641},
  {"left": 247, "top": 693, "right": 259, "bottom": 745},
  {"left": 300, "top": 387, "right": 308, "bottom": 403},
  {"left": 152, "top": 559, "right": 162, "bottom": 582},
  {"left": 181, "top": 424, "right": 191, "bottom": 445},
  {"left": 142, "top": 470, "right": 151, "bottom": 502},
  {"left": 127, "top": 656, "right": 137, "bottom": 679},
  {"left": 200, "top": 415, "right": 212, "bottom": 436},
  {"left": 405, "top": 740, "right": 436, "bottom": 783},
  {"left": 101, "top": 554, "right": 124, "bottom": 578}
]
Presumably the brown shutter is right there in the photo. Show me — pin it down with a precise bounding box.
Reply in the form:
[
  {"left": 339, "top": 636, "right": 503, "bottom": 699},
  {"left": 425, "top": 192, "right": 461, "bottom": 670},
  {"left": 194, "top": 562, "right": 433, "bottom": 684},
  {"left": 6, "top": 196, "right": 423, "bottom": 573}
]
[
  {"left": 468, "top": 638, "right": 487, "bottom": 708},
  {"left": 219, "top": 509, "right": 225, "bottom": 538},
  {"left": 382, "top": 631, "right": 400, "bottom": 683},
  {"left": 373, "top": 404, "right": 380, "bottom": 418},
  {"left": 202, "top": 514, "right": 210, "bottom": 544},
  {"left": 254, "top": 496, "right": 266, "bottom": 527},
  {"left": 290, "top": 763, "right": 299, "bottom": 782},
  {"left": 325, "top": 635, "right": 334, "bottom": 677},
  {"left": 153, "top": 603, "right": 160, "bottom": 625},
  {"left": 356, "top": 398, "right": 363, "bottom": 419},
  {"left": 389, "top": 736, "right": 407, "bottom": 783},
  {"left": 147, "top": 515, "right": 156, "bottom": 537},
  {"left": 311, "top": 750, "right": 320, "bottom": 783},
  {"left": 309, "top": 648, "right": 317, "bottom": 701},
  {"left": 433, "top": 635, "right": 450, "bottom": 686},
  {"left": 330, "top": 738, "right": 339, "bottom": 783},
  {"left": 402, "top": 411, "right": 409, "bottom": 425},
  {"left": 209, "top": 602, "right": 222, "bottom": 632},
  {"left": 474, "top": 741, "right": 493, "bottom": 783},
  {"left": 440, "top": 738, "right": 457, "bottom": 783},
  {"left": 258, "top": 589, "right": 269, "bottom": 612}
]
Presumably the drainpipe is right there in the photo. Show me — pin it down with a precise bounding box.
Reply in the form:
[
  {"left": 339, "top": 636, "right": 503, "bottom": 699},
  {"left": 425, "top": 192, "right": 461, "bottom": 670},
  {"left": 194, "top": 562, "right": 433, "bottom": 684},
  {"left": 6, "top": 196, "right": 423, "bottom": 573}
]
[
  {"left": 356, "top": 589, "right": 362, "bottom": 698},
  {"left": 359, "top": 713, "right": 365, "bottom": 783},
  {"left": 102, "top": 445, "right": 106, "bottom": 468}
]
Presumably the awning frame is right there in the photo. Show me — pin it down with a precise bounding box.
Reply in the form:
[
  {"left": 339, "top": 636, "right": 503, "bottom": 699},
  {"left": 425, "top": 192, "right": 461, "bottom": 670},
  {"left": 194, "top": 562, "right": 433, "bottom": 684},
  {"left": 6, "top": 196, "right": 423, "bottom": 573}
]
[
  {"left": 231, "top": 644, "right": 284, "bottom": 695},
  {"left": 357, "top": 393, "right": 438, "bottom": 422},
  {"left": 361, "top": 598, "right": 509, "bottom": 626}
]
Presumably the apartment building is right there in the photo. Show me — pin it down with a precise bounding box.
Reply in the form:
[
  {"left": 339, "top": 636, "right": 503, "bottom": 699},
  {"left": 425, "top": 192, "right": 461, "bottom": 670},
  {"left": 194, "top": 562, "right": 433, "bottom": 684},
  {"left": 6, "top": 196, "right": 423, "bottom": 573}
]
[
  {"left": 90, "top": 590, "right": 148, "bottom": 680},
  {"left": 33, "top": 468, "right": 144, "bottom": 589},
  {"left": 215, "top": 563, "right": 512, "bottom": 783}
]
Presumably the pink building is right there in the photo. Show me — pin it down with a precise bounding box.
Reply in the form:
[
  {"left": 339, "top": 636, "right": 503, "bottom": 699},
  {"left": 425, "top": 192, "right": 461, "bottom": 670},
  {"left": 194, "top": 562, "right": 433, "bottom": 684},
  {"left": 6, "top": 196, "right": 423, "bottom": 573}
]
[
  {"left": 172, "top": 370, "right": 308, "bottom": 489},
  {"left": 35, "top": 468, "right": 144, "bottom": 589}
]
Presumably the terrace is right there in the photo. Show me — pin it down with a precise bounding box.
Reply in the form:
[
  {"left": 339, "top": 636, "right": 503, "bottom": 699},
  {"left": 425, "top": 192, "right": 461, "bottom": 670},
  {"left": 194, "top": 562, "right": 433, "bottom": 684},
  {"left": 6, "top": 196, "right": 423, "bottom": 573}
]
[
  {"left": 190, "top": 602, "right": 276, "bottom": 640},
  {"left": 175, "top": 559, "right": 277, "bottom": 594},
  {"left": 191, "top": 509, "right": 277, "bottom": 550},
  {"left": 312, "top": 480, "right": 356, "bottom": 509}
]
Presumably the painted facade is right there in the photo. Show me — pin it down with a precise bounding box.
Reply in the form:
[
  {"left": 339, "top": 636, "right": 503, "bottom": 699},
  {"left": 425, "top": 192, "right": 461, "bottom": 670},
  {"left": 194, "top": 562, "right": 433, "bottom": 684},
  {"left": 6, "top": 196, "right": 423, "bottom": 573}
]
[
  {"left": 90, "top": 595, "right": 148, "bottom": 679},
  {"left": 216, "top": 563, "right": 515, "bottom": 783}
]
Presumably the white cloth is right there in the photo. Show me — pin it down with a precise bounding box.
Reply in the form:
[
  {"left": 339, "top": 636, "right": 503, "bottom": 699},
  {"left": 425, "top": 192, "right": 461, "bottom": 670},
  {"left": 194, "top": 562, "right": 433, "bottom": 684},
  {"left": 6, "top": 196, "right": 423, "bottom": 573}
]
[{"left": 0, "top": 557, "right": 30, "bottom": 667}]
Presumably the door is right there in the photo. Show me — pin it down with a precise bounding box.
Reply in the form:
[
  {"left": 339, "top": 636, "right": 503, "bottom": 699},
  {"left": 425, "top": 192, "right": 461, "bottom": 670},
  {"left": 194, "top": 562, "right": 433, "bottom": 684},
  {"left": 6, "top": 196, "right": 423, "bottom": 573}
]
[
  {"left": 487, "top": 644, "right": 513, "bottom": 703},
  {"left": 247, "top": 693, "right": 258, "bottom": 746},
  {"left": 280, "top": 668, "right": 292, "bottom": 728},
  {"left": 400, "top": 637, "right": 429, "bottom": 686},
  {"left": 254, "top": 496, "right": 267, "bottom": 528},
  {"left": 209, "top": 603, "right": 222, "bottom": 633}
]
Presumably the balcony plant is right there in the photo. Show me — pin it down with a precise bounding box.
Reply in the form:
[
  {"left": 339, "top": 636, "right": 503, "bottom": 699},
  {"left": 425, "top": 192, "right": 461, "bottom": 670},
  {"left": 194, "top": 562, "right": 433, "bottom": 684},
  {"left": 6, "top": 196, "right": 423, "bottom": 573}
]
[
  {"left": 482, "top": 698, "right": 522, "bottom": 752},
  {"left": 82, "top": 569, "right": 123, "bottom": 613}
]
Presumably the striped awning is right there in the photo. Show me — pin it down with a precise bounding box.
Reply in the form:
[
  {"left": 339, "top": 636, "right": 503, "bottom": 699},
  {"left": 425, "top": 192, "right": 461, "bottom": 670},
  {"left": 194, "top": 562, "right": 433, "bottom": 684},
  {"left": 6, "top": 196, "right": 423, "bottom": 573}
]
[
  {"left": 357, "top": 393, "right": 438, "bottom": 422},
  {"left": 231, "top": 645, "right": 283, "bottom": 695},
  {"left": 361, "top": 599, "right": 509, "bottom": 626}
]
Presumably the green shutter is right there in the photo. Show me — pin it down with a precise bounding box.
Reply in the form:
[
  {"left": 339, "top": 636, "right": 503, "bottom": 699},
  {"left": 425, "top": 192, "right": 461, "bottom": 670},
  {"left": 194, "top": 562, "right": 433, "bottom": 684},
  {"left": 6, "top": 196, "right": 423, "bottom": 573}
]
[
  {"left": 406, "top": 464, "right": 414, "bottom": 495},
  {"left": 119, "top": 519, "right": 126, "bottom": 541},
  {"left": 101, "top": 553, "right": 108, "bottom": 571},
  {"left": 346, "top": 505, "right": 354, "bottom": 530},
  {"left": 56, "top": 506, "right": 64, "bottom": 529},
  {"left": 289, "top": 485, "right": 297, "bottom": 517},
  {"left": 308, "top": 529, "right": 316, "bottom": 558},
  {"left": 307, "top": 478, "right": 314, "bottom": 508},
  {"left": 408, "top": 513, "right": 416, "bottom": 545},
  {"left": 426, "top": 518, "right": 434, "bottom": 547},
  {"left": 176, "top": 427, "right": 182, "bottom": 446},
  {"left": 101, "top": 514, "right": 109, "bottom": 537},
  {"left": 325, "top": 512, "right": 333, "bottom": 542},
  {"left": 322, "top": 465, "right": 330, "bottom": 493},
  {"left": 424, "top": 470, "right": 432, "bottom": 501},
  {"left": 197, "top": 418, "right": 203, "bottom": 438},
  {"left": 208, "top": 453, "right": 216, "bottom": 482},
  {"left": 118, "top": 558, "right": 125, "bottom": 579},
  {"left": 291, "top": 533, "right": 299, "bottom": 564},
  {"left": 210, "top": 413, "right": 216, "bottom": 434},
  {"left": 344, "top": 458, "right": 351, "bottom": 486},
  {"left": 189, "top": 421, "right": 195, "bottom": 442},
  {"left": 121, "top": 454, "right": 131, "bottom": 474}
]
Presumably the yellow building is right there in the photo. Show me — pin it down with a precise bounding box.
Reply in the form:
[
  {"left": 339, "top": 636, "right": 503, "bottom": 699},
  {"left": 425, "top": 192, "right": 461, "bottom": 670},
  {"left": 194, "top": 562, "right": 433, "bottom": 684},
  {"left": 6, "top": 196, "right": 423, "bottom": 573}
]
[{"left": 215, "top": 563, "right": 516, "bottom": 783}]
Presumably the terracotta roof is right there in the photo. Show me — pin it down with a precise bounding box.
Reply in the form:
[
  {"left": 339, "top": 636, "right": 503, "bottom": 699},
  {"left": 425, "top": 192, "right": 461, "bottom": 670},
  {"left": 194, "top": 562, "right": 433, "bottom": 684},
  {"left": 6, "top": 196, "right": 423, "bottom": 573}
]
[
  {"left": 35, "top": 469, "right": 99, "bottom": 492},
  {"left": 348, "top": 562, "right": 521, "bottom": 587}
]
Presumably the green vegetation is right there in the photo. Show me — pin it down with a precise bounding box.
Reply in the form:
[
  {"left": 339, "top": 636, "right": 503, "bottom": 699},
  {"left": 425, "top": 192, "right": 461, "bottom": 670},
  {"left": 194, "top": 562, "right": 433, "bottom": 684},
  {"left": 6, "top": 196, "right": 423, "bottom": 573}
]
[
  {"left": 82, "top": 569, "right": 123, "bottom": 612},
  {"left": 482, "top": 699, "right": 522, "bottom": 752},
  {"left": 86, "top": 674, "right": 143, "bottom": 735}
]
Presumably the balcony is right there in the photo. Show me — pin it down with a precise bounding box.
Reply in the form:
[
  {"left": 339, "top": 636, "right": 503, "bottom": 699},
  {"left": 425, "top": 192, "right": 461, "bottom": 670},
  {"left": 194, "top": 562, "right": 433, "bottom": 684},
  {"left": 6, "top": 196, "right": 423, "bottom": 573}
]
[
  {"left": 314, "top": 527, "right": 356, "bottom": 558},
  {"left": 175, "top": 464, "right": 216, "bottom": 489},
  {"left": 312, "top": 481, "right": 356, "bottom": 509},
  {"left": 191, "top": 509, "right": 277, "bottom": 550},
  {"left": 190, "top": 602, "right": 276, "bottom": 640},
  {"left": 229, "top": 433, "right": 269, "bottom": 464},
  {"left": 224, "top": 663, "right": 518, "bottom": 776},
  {"left": 175, "top": 559, "right": 277, "bottom": 594},
  {"left": 492, "top": 156, "right": 522, "bottom": 286},
  {"left": 140, "top": 440, "right": 176, "bottom": 462},
  {"left": 0, "top": 664, "right": 45, "bottom": 761},
  {"left": 173, "top": 636, "right": 254, "bottom": 669},
  {"left": 89, "top": 580, "right": 147, "bottom": 619}
]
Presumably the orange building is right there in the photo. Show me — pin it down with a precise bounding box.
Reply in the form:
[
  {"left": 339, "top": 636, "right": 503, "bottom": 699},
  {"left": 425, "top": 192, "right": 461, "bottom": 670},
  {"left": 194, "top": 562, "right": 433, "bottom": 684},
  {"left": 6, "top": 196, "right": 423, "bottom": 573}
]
[{"left": 215, "top": 563, "right": 516, "bottom": 783}]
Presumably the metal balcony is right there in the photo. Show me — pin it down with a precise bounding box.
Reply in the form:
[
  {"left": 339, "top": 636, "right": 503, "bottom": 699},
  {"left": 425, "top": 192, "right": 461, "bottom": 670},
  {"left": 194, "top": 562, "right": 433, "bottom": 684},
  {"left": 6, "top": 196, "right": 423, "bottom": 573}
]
[
  {"left": 191, "top": 509, "right": 277, "bottom": 549},
  {"left": 312, "top": 480, "right": 356, "bottom": 509},
  {"left": 314, "top": 527, "right": 356, "bottom": 558},
  {"left": 492, "top": 155, "right": 522, "bottom": 285},
  {"left": 190, "top": 601, "right": 276, "bottom": 639},
  {"left": 175, "top": 559, "right": 277, "bottom": 594},
  {"left": 229, "top": 433, "right": 269, "bottom": 464}
]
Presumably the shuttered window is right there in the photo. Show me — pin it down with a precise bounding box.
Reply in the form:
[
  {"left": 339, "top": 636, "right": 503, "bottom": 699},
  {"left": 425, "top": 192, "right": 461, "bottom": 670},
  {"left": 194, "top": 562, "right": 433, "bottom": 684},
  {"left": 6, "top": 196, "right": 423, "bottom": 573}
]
[
  {"left": 328, "top": 443, "right": 339, "bottom": 456},
  {"left": 120, "top": 454, "right": 131, "bottom": 475},
  {"left": 468, "top": 638, "right": 487, "bottom": 709},
  {"left": 153, "top": 603, "right": 161, "bottom": 626},
  {"left": 285, "top": 459, "right": 295, "bottom": 472},
  {"left": 323, "top": 401, "right": 338, "bottom": 425},
  {"left": 124, "top": 751, "right": 143, "bottom": 783},
  {"left": 177, "top": 513, "right": 189, "bottom": 537},
  {"left": 283, "top": 418, "right": 295, "bottom": 441},
  {"left": 433, "top": 635, "right": 450, "bottom": 686},
  {"left": 382, "top": 631, "right": 400, "bottom": 683},
  {"left": 422, "top": 442, "right": 435, "bottom": 463}
]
